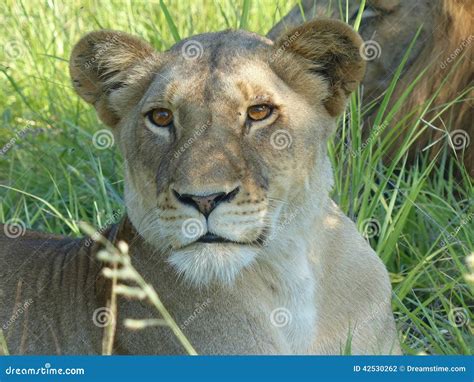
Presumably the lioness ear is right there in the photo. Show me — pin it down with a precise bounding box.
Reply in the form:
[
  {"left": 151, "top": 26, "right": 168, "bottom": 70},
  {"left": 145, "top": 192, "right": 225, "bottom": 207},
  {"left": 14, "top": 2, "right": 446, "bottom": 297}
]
[
  {"left": 69, "top": 30, "right": 157, "bottom": 126},
  {"left": 274, "top": 19, "right": 366, "bottom": 116}
]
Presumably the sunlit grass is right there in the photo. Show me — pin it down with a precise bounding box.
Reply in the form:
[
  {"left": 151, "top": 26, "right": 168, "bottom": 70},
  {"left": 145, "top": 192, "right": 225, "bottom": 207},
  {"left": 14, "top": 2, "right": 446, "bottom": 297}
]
[{"left": 0, "top": 0, "right": 472, "bottom": 355}]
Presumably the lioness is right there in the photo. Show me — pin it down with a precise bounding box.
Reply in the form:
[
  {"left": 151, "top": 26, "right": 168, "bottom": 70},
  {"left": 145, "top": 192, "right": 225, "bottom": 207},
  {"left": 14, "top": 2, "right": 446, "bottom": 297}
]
[{"left": 0, "top": 19, "right": 401, "bottom": 354}]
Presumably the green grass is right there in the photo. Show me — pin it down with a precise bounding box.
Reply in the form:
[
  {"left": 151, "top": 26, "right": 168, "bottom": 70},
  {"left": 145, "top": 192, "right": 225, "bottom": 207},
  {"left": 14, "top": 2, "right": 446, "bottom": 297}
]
[{"left": 0, "top": 0, "right": 472, "bottom": 355}]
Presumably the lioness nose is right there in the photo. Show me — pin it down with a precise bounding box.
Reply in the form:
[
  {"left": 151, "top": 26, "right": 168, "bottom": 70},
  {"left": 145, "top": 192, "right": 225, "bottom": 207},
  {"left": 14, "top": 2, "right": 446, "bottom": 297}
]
[{"left": 173, "top": 187, "right": 240, "bottom": 217}]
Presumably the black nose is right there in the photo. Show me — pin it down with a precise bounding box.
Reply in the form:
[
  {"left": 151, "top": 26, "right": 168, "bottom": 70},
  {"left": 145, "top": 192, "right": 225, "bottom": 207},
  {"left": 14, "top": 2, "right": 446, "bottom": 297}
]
[{"left": 173, "top": 187, "right": 240, "bottom": 217}]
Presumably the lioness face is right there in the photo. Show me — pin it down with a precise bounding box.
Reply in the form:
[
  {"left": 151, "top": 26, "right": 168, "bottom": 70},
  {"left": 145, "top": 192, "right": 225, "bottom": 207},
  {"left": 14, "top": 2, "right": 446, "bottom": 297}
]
[
  {"left": 70, "top": 21, "right": 365, "bottom": 285},
  {"left": 121, "top": 33, "right": 331, "bottom": 286}
]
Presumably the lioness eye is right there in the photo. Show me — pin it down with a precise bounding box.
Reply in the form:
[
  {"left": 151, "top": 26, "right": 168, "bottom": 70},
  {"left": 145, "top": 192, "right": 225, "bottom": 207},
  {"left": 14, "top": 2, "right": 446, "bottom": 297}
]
[
  {"left": 148, "top": 108, "right": 173, "bottom": 127},
  {"left": 247, "top": 105, "right": 273, "bottom": 121}
]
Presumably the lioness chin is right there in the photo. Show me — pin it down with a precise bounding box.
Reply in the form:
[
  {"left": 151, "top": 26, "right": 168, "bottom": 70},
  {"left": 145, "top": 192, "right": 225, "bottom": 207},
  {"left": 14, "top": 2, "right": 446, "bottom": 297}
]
[{"left": 0, "top": 19, "right": 401, "bottom": 355}]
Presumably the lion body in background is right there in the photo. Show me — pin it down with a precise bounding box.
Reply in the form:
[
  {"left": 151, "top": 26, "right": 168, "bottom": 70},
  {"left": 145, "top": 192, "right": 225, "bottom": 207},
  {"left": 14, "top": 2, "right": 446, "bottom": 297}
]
[{"left": 269, "top": 0, "right": 473, "bottom": 176}]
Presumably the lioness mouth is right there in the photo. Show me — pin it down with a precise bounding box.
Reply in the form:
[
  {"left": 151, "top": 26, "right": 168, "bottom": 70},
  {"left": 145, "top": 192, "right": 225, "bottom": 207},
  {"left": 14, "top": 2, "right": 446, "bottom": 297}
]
[
  {"left": 197, "top": 233, "right": 232, "bottom": 244},
  {"left": 195, "top": 232, "right": 264, "bottom": 246}
]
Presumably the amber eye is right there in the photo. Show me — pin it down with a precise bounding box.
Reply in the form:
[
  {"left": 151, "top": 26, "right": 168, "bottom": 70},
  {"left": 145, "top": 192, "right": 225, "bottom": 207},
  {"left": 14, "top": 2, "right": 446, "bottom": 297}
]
[
  {"left": 148, "top": 108, "right": 173, "bottom": 127},
  {"left": 247, "top": 104, "right": 273, "bottom": 121}
]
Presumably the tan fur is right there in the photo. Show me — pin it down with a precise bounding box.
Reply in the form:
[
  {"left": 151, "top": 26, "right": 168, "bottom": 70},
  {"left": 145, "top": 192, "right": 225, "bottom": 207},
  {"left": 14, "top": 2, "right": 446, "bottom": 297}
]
[
  {"left": 268, "top": 0, "right": 473, "bottom": 176},
  {"left": 0, "top": 19, "right": 400, "bottom": 354}
]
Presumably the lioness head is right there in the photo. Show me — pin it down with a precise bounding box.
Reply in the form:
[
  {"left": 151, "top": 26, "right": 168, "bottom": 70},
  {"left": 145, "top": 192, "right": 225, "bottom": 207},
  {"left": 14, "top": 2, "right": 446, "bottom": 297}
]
[{"left": 70, "top": 20, "right": 365, "bottom": 286}]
